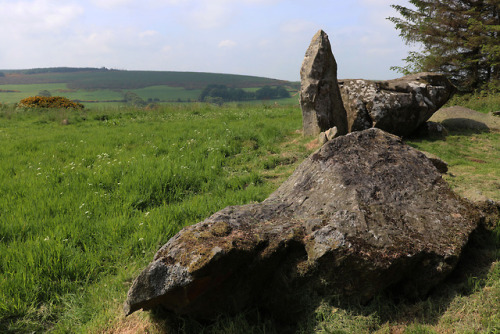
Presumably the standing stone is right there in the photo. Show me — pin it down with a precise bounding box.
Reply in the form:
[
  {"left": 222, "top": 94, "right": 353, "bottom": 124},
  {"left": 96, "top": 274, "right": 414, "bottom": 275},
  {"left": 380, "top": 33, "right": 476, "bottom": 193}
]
[{"left": 300, "top": 30, "right": 348, "bottom": 136}]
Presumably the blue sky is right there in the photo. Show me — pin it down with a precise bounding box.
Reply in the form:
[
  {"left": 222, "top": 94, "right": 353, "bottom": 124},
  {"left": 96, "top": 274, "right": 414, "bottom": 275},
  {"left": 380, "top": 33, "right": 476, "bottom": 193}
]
[{"left": 0, "top": 0, "right": 413, "bottom": 81}]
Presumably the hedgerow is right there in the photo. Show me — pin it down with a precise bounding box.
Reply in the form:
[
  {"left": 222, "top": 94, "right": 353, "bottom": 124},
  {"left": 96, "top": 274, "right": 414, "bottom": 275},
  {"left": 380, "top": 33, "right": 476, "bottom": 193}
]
[{"left": 18, "top": 96, "right": 84, "bottom": 109}]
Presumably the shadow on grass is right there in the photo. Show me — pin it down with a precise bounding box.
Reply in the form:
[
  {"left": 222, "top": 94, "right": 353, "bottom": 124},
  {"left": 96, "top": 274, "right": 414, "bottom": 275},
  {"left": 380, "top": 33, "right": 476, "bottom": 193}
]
[
  {"left": 407, "top": 121, "right": 492, "bottom": 144},
  {"left": 146, "top": 221, "right": 499, "bottom": 334}
]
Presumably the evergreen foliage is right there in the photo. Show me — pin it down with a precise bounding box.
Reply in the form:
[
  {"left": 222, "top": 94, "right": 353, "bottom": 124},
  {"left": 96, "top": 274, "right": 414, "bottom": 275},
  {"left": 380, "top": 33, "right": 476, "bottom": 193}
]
[
  {"left": 123, "top": 91, "right": 146, "bottom": 107},
  {"left": 388, "top": 0, "right": 500, "bottom": 92},
  {"left": 199, "top": 84, "right": 254, "bottom": 102},
  {"left": 255, "top": 85, "right": 291, "bottom": 99},
  {"left": 200, "top": 84, "right": 290, "bottom": 102},
  {"left": 38, "top": 90, "right": 51, "bottom": 97}
]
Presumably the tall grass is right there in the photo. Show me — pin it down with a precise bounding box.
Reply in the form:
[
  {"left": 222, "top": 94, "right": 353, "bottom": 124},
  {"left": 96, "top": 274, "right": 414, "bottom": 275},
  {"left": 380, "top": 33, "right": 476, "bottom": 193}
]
[
  {"left": 0, "top": 103, "right": 311, "bottom": 332},
  {"left": 0, "top": 101, "right": 498, "bottom": 333}
]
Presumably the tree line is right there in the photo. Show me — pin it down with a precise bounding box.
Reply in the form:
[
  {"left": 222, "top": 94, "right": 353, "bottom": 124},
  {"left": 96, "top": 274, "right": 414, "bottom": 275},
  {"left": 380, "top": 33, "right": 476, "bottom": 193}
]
[
  {"left": 199, "top": 84, "right": 291, "bottom": 103},
  {"left": 389, "top": 0, "right": 499, "bottom": 92}
]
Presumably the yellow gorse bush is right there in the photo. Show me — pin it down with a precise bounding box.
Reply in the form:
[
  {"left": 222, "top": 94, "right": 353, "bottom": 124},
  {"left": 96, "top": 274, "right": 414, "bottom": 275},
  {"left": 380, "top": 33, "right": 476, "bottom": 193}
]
[{"left": 18, "top": 96, "right": 84, "bottom": 109}]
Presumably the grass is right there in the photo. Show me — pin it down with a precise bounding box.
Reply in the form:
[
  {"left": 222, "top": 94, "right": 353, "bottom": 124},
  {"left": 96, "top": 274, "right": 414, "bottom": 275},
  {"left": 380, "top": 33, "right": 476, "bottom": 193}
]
[
  {"left": 0, "top": 99, "right": 498, "bottom": 333},
  {"left": 446, "top": 91, "right": 500, "bottom": 114},
  {"left": 406, "top": 131, "right": 500, "bottom": 202},
  {"left": 0, "top": 82, "right": 297, "bottom": 106},
  {"left": 0, "top": 69, "right": 288, "bottom": 90},
  {"left": 0, "top": 102, "right": 313, "bottom": 333}
]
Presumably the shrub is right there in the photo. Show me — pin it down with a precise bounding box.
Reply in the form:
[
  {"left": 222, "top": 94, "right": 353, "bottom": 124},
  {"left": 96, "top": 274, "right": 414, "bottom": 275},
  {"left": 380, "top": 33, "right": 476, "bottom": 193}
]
[{"left": 18, "top": 96, "right": 84, "bottom": 110}]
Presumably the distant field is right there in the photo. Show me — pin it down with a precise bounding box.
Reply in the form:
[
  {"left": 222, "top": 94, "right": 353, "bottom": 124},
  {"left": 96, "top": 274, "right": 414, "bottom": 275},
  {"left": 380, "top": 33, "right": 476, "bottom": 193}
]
[
  {"left": 0, "top": 68, "right": 298, "bottom": 106},
  {"left": 0, "top": 68, "right": 289, "bottom": 90}
]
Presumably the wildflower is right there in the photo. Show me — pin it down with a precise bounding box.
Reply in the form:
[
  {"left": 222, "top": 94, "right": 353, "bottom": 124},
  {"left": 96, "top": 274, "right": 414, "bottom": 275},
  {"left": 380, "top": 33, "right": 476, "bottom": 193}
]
[{"left": 79, "top": 203, "right": 85, "bottom": 209}]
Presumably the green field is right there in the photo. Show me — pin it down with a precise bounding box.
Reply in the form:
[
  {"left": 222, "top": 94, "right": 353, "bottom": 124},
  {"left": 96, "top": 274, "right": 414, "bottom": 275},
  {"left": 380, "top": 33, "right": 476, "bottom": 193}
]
[
  {"left": 0, "top": 99, "right": 498, "bottom": 333},
  {"left": 0, "top": 68, "right": 299, "bottom": 106}
]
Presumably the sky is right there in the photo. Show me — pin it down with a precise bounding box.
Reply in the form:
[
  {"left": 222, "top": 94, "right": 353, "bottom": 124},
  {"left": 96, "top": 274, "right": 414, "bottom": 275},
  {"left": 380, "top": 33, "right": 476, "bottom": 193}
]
[{"left": 0, "top": 0, "right": 415, "bottom": 81}]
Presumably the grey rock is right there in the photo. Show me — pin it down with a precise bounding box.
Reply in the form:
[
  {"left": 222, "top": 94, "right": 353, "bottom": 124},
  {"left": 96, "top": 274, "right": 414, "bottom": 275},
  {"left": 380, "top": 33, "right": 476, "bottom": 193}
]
[
  {"left": 124, "top": 128, "right": 482, "bottom": 320},
  {"left": 413, "top": 121, "right": 448, "bottom": 139},
  {"left": 318, "top": 127, "right": 339, "bottom": 145},
  {"left": 419, "top": 150, "right": 448, "bottom": 173},
  {"left": 325, "top": 126, "right": 339, "bottom": 141},
  {"left": 318, "top": 131, "right": 328, "bottom": 145},
  {"left": 339, "top": 73, "right": 455, "bottom": 137},
  {"left": 300, "top": 30, "right": 348, "bottom": 136}
]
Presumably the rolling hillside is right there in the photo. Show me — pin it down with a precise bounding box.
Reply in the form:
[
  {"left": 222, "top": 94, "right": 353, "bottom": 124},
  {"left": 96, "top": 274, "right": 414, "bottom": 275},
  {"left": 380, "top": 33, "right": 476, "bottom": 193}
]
[
  {"left": 0, "top": 67, "right": 298, "bottom": 106},
  {"left": 0, "top": 67, "right": 290, "bottom": 90}
]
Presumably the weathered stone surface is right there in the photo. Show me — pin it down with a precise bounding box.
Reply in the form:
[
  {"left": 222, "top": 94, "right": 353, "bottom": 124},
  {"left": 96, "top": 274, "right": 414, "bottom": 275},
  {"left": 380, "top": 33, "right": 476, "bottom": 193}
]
[
  {"left": 413, "top": 121, "right": 448, "bottom": 139},
  {"left": 319, "top": 126, "right": 339, "bottom": 145},
  {"left": 124, "top": 129, "right": 482, "bottom": 319},
  {"left": 339, "top": 72, "right": 455, "bottom": 137},
  {"left": 419, "top": 150, "right": 448, "bottom": 173},
  {"left": 475, "top": 200, "right": 500, "bottom": 230},
  {"left": 300, "top": 30, "right": 348, "bottom": 136}
]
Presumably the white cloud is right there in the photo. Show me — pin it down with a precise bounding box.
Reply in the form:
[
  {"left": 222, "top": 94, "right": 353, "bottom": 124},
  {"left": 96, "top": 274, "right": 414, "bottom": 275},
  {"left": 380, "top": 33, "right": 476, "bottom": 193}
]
[
  {"left": 90, "top": 0, "right": 133, "bottom": 9},
  {"left": 280, "top": 20, "right": 317, "bottom": 34},
  {"left": 188, "top": 1, "right": 234, "bottom": 29},
  {"left": 240, "top": 0, "right": 282, "bottom": 4},
  {"left": 139, "top": 30, "right": 159, "bottom": 38},
  {"left": 218, "top": 39, "right": 237, "bottom": 48},
  {"left": 0, "top": 0, "right": 83, "bottom": 33}
]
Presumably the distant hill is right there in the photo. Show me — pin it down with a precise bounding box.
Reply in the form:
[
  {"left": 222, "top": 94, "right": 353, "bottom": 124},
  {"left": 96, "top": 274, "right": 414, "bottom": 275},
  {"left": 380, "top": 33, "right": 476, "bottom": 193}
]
[{"left": 0, "top": 67, "right": 291, "bottom": 90}]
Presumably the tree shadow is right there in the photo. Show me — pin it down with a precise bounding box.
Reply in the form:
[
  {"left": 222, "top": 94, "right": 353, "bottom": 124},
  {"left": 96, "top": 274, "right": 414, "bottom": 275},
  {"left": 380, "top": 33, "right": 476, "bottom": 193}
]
[
  {"left": 440, "top": 118, "right": 490, "bottom": 133},
  {"left": 408, "top": 120, "right": 491, "bottom": 143}
]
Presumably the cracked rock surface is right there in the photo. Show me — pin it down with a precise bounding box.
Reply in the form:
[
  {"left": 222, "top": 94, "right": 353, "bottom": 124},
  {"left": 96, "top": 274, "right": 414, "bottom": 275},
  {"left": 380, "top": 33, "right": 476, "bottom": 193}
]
[
  {"left": 300, "top": 29, "right": 348, "bottom": 137},
  {"left": 124, "top": 128, "right": 482, "bottom": 319},
  {"left": 339, "top": 73, "right": 455, "bottom": 137}
]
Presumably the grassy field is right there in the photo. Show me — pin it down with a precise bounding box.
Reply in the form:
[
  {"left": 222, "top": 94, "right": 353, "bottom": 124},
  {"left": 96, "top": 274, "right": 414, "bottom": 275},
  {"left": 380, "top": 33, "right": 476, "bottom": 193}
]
[
  {"left": 0, "top": 68, "right": 299, "bottom": 106},
  {"left": 0, "top": 98, "right": 498, "bottom": 333},
  {"left": 0, "top": 68, "right": 289, "bottom": 90}
]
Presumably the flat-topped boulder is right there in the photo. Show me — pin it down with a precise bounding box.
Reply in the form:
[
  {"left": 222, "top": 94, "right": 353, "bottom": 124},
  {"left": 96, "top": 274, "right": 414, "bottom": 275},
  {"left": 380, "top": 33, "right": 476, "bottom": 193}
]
[
  {"left": 339, "top": 72, "right": 456, "bottom": 137},
  {"left": 124, "top": 128, "right": 483, "bottom": 320}
]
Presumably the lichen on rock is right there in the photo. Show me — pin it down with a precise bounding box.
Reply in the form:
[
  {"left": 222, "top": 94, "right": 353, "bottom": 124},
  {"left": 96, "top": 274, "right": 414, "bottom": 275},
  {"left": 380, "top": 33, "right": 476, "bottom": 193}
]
[{"left": 124, "top": 128, "right": 484, "bottom": 320}]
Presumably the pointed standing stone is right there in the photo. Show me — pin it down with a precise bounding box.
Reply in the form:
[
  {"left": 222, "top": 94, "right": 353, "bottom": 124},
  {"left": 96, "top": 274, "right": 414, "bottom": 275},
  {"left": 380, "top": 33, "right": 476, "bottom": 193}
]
[{"left": 300, "top": 30, "right": 348, "bottom": 136}]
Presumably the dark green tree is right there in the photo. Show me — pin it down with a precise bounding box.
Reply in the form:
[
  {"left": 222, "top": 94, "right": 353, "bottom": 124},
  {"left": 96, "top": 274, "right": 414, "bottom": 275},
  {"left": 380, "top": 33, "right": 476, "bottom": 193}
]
[
  {"left": 38, "top": 90, "right": 51, "bottom": 97},
  {"left": 255, "top": 86, "right": 291, "bottom": 99},
  {"left": 123, "top": 91, "right": 146, "bottom": 107},
  {"left": 388, "top": 0, "right": 500, "bottom": 91},
  {"left": 199, "top": 84, "right": 253, "bottom": 102}
]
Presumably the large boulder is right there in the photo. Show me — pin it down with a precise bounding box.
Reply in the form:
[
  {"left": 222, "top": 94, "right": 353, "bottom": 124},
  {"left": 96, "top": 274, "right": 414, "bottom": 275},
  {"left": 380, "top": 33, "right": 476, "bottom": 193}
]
[
  {"left": 339, "top": 73, "right": 455, "bottom": 137},
  {"left": 124, "top": 129, "right": 482, "bottom": 320},
  {"left": 300, "top": 30, "right": 348, "bottom": 136}
]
